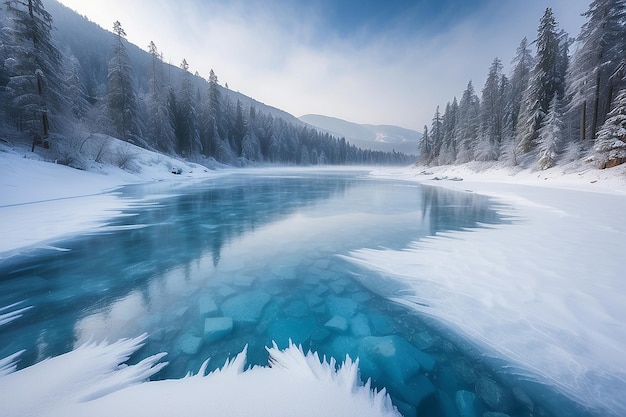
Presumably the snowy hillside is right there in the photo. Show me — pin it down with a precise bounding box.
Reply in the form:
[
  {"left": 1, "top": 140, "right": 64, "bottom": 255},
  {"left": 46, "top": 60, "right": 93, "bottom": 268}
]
[{"left": 300, "top": 114, "right": 421, "bottom": 155}]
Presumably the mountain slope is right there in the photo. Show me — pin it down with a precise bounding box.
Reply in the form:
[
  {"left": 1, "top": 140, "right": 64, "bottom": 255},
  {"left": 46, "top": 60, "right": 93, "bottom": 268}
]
[
  {"left": 300, "top": 114, "right": 420, "bottom": 155},
  {"left": 43, "top": 0, "right": 305, "bottom": 128}
]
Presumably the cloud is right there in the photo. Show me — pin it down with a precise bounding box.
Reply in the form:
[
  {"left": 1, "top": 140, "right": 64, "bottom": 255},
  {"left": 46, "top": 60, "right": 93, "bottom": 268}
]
[{"left": 56, "top": 0, "right": 588, "bottom": 130}]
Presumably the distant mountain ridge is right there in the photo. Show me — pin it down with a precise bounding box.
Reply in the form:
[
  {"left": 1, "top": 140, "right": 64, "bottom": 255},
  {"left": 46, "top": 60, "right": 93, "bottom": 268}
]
[{"left": 300, "top": 114, "right": 420, "bottom": 155}]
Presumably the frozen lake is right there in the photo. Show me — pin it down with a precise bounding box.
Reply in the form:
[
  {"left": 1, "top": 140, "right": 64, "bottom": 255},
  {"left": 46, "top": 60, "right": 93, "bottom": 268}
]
[{"left": 0, "top": 169, "right": 592, "bottom": 416}]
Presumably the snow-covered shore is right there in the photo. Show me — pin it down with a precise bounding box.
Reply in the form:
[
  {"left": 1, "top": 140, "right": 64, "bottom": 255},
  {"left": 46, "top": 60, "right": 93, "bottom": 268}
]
[
  {"left": 0, "top": 140, "right": 220, "bottom": 257},
  {"left": 358, "top": 160, "right": 626, "bottom": 416}
]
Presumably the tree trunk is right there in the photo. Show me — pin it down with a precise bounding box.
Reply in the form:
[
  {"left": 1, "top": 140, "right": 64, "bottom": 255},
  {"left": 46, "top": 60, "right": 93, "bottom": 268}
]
[
  {"left": 592, "top": 69, "right": 601, "bottom": 139},
  {"left": 580, "top": 100, "right": 586, "bottom": 142}
]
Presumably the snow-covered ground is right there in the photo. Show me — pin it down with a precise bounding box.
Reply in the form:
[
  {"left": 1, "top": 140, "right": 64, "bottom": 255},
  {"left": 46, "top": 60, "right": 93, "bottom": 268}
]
[
  {"left": 355, "top": 161, "right": 626, "bottom": 416},
  {"left": 0, "top": 138, "right": 220, "bottom": 258},
  {"left": 2, "top": 136, "right": 626, "bottom": 416}
]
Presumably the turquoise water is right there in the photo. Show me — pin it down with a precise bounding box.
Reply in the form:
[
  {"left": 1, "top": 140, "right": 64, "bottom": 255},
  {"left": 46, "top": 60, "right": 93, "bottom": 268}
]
[{"left": 0, "top": 169, "right": 587, "bottom": 416}]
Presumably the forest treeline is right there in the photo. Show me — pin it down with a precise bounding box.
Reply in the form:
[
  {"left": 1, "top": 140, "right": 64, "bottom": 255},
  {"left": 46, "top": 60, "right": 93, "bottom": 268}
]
[
  {"left": 0, "top": 0, "right": 413, "bottom": 167},
  {"left": 418, "top": 2, "right": 626, "bottom": 170}
]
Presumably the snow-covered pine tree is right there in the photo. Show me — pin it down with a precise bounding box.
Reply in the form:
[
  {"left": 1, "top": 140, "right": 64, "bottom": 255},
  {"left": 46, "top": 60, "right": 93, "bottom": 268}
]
[
  {"left": 64, "top": 54, "right": 89, "bottom": 121},
  {"left": 418, "top": 125, "right": 430, "bottom": 163},
  {"left": 174, "top": 58, "right": 200, "bottom": 156},
  {"left": 231, "top": 99, "right": 245, "bottom": 156},
  {"left": 241, "top": 128, "right": 261, "bottom": 162},
  {"left": 594, "top": 88, "right": 626, "bottom": 168},
  {"left": 455, "top": 81, "right": 480, "bottom": 163},
  {"left": 145, "top": 41, "right": 175, "bottom": 153},
  {"left": 107, "top": 21, "right": 141, "bottom": 142},
  {"left": 429, "top": 106, "right": 443, "bottom": 163},
  {"left": 566, "top": 0, "right": 626, "bottom": 141},
  {"left": 517, "top": 8, "right": 565, "bottom": 153},
  {"left": 200, "top": 68, "right": 221, "bottom": 158},
  {"left": 505, "top": 38, "right": 534, "bottom": 138},
  {"left": 2, "top": 0, "right": 65, "bottom": 145},
  {"left": 439, "top": 98, "right": 458, "bottom": 164},
  {"left": 478, "top": 58, "right": 505, "bottom": 160},
  {"left": 536, "top": 95, "right": 563, "bottom": 169}
]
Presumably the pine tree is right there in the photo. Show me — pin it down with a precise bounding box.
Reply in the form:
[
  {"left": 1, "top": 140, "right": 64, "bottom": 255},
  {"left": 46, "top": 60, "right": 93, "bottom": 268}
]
[
  {"left": 200, "top": 69, "right": 221, "bottom": 157},
  {"left": 517, "top": 8, "right": 565, "bottom": 153},
  {"left": 2, "top": 0, "right": 65, "bottom": 145},
  {"left": 64, "top": 54, "right": 89, "bottom": 121},
  {"left": 231, "top": 99, "right": 245, "bottom": 156},
  {"left": 439, "top": 98, "right": 458, "bottom": 164},
  {"left": 418, "top": 125, "right": 430, "bottom": 163},
  {"left": 145, "top": 41, "right": 174, "bottom": 152},
  {"left": 594, "top": 88, "right": 626, "bottom": 168},
  {"left": 174, "top": 58, "right": 199, "bottom": 156},
  {"left": 455, "top": 81, "right": 480, "bottom": 162},
  {"left": 536, "top": 96, "right": 563, "bottom": 169},
  {"left": 241, "top": 129, "right": 261, "bottom": 161},
  {"left": 566, "top": 0, "right": 626, "bottom": 141},
  {"left": 429, "top": 106, "right": 443, "bottom": 163},
  {"left": 505, "top": 38, "right": 534, "bottom": 136},
  {"left": 107, "top": 21, "right": 141, "bottom": 141},
  {"left": 478, "top": 58, "right": 505, "bottom": 160}
]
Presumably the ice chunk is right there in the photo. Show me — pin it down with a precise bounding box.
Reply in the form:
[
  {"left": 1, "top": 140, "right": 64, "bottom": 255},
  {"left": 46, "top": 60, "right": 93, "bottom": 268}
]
[
  {"left": 475, "top": 377, "right": 514, "bottom": 413},
  {"left": 265, "top": 317, "right": 316, "bottom": 348},
  {"left": 175, "top": 333, "right": 203, "bottom": 355},
  {"left": 349, "top": 313, "right": 372, "bottom": 337},
  {"left": 413, "top": 330, "right": 440, "bottom": 351},
  {"left": 453, "top": 358, "right": 478, "bottom": 385},
  {"left": 198, "top": 295, "right": 218, "bottom": 316},
  {"left": 369, "top": 312, "right": 397, "bottom": 335},
  {"left": 325, "top": 295, "right": 358, "bottom": 317},
  {"left": 284, "top": 300, "right": 308, "bottom": 318},
  {"left": 204, "top": 317, "right": 233, "bottom": 343},
  {"left": 325, "top": 316, "right": 349, "bottom": 333},
  {"left": 221, "top": 290, "right": 271, "bottom": 324},
  {"left": 455, "top": 390, "right": 485, "bottom": 417},
  {"left": 306, "top": 293, "right": 324, "bottom": 307},
  {"left": 357, "top": 336, "right": 436, "bottom": 404},
  {"left": 217, "top": 286, "right": 236, "bottom": 298},
  {"left": 233, "top": 274, "right": 256, "bottom": 287}
]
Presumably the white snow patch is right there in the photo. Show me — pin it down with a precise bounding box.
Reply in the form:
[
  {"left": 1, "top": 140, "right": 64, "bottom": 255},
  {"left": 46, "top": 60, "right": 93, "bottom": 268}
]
[{"left": 0, "top": 331, "right": 399, "bottom": 417}]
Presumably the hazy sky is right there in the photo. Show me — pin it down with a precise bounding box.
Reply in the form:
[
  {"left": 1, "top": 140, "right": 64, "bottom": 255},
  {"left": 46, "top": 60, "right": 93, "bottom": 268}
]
[{"left": 55, "top": 0, "right": 588, "bottom": 130}]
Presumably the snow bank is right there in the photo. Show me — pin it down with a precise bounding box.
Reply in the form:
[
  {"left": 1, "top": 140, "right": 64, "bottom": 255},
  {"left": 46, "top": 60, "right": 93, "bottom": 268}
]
[
  {"left": 349, "top": 162, "right": 626, "bottom": 416},
  {"left": 0, "top": 138, "right": 221, "bottom": 257}
]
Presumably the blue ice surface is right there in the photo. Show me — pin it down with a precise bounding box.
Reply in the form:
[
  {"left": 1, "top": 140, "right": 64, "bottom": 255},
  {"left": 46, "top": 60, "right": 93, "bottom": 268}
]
[{"left": 0, "top": 169, "right": 590, "bottom": 417}]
